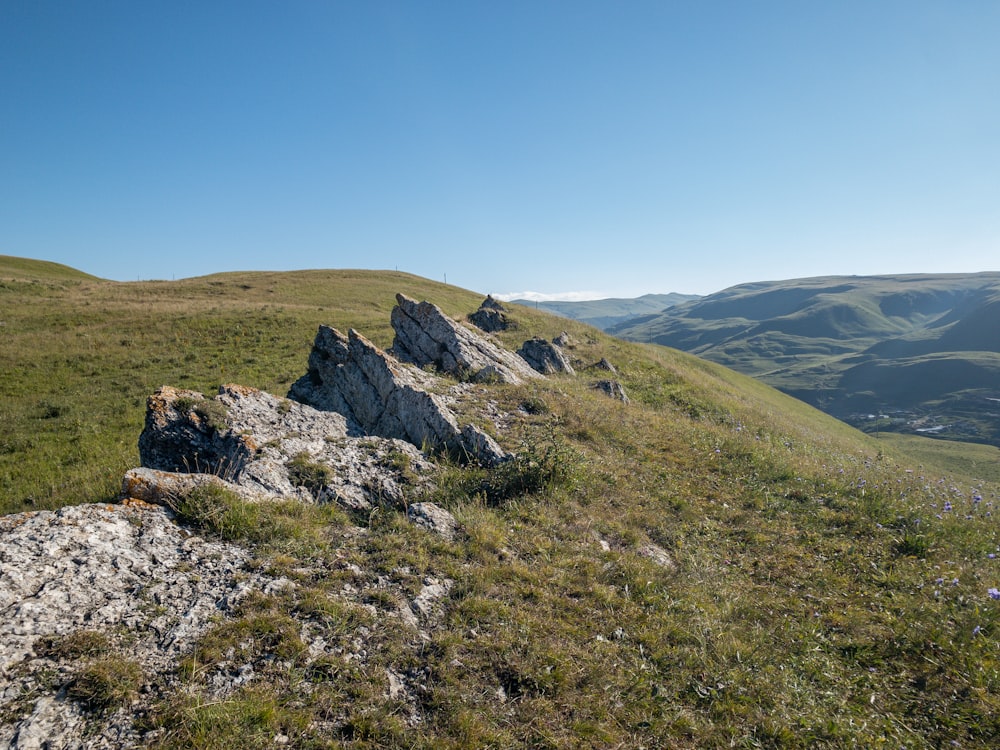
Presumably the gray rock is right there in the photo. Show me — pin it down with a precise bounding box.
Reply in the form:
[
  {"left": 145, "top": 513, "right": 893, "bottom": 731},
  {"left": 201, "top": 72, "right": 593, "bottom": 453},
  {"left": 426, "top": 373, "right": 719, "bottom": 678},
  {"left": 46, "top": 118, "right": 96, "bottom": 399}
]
[
  {"left": 138, "top": 383, "right": 435, "bottom": 511},
  {"left": 0, "top": 502, "right": 275, "bottom": 746},
  {"left": 592, "top": 379, "right": 630, "bottom": 404},
  {"left": 290, "top": 326, "right": 507, "bottom": 467},
  {"left": 469, "top": 296, "right": 511, "bottom": 333},
  {"left": 406, "top": 502, "right": 459, "bottom": 540},
  {"left": 391, "top": 294, "right": 540, "bottom": 384},
  {"left": 552, "top": 331, "right": 571, "bottom": 347},
  {"left": 517, "top": 337, "right": 575, "bottom": 375},
  {"left": 589, "top": 357, "right": 618, "bottom": 376}
]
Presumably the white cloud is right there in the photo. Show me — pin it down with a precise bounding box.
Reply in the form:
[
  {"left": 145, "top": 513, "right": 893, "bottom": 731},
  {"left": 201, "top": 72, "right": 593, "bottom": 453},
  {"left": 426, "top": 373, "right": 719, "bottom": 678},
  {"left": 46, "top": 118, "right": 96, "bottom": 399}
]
[{"left": 495, "top": 290, "right": 607, "bottom": 303}]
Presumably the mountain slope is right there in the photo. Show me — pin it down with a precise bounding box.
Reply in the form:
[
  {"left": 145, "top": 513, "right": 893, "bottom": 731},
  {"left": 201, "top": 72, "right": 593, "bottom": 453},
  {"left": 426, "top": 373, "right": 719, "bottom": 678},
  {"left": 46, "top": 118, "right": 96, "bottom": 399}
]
[
  {"left": 612, "top": 273, "right": 1000, "bottom": 445},
  {"left": 510, "top": 292, "right": 700, "bottom": 330},
  {"left": 3, "top": 257, "right": 1000, "bottom": 748}
]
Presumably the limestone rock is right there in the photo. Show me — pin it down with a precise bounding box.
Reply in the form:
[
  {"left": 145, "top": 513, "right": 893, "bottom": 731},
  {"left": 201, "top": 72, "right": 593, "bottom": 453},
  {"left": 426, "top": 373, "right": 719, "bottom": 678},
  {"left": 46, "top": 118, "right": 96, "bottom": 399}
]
[
  {"left": 553, "top": 331, "right": 571, "bottom": 347},
  {"left": 406, "top": 502, "right": 459, "bottom": 540},
  {"left": 138, "top": 383, "right": 435, "bottom": 511},
  {"left": 0, "top": 502, "right": 274, "bottom": 746},
  {"left": 592, "top": 379, "right": 630, "bottom": 404},
  {"left": 637, "top": 542, "right": 674, "bottom": 570},
  {"left": 589, "top": 357, "right": 619, "bottom": 376},
  {"left": 517, "top": 337, "right": 575, "bottom": 375},
  {"left": 469, "top": 296, "right": 511, "bottom": 333},
  {"left": 391, "top": 294, "right": 540, "bottom": 384},
  {"left": 290, "top": 325, "right": 507, "bottom": 467}
]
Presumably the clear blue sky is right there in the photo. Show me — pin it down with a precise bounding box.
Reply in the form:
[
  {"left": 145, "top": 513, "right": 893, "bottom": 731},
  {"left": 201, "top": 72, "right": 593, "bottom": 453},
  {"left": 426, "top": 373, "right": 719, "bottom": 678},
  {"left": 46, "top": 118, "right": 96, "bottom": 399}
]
[{"left": 2, "top": 2, "right": 998, "bottom": 298}]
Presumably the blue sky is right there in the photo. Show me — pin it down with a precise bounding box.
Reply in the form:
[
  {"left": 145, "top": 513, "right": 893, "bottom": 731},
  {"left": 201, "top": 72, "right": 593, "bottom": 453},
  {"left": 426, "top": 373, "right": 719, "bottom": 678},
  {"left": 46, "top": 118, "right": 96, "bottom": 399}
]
[{"left": 2, "top": 2, "right": 998, "bottom": 298}]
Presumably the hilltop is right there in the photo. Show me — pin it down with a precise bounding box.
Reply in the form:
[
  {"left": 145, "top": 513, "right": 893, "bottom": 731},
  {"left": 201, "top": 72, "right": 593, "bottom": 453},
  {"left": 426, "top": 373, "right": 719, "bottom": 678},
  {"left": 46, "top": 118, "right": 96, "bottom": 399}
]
[
  {"left": 611, "top": 273, "right": 1000, "bottom": 446},
  {"left": 2, "top": 256, "right": 1000, "bottom": 748}
]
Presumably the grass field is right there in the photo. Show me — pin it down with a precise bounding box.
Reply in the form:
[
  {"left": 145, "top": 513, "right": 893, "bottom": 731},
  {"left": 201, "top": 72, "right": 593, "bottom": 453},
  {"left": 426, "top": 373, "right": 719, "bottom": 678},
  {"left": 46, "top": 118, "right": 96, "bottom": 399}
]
[{"left": 4, "top": 255, "right": 1000, "bottom": 747}]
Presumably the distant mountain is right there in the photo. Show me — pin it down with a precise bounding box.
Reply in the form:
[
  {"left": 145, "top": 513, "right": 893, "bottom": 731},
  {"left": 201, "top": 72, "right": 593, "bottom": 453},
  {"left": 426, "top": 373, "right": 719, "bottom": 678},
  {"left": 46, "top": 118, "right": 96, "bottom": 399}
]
[
  {"left": 611, "top": 273, "right": 1000, "bottom": 446},
  {"left": 510, "top": 293, "right": 701, "bottom": 330}
]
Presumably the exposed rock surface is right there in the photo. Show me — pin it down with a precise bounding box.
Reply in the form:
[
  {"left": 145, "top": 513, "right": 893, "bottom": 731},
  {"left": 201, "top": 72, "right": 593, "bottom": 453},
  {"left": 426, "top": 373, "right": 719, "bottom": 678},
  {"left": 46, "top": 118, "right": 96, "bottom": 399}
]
[
  {"left": 391, "top": 294, "right": 540, "bottom": 384},
  {"left": 0, "top": 502, "right": 274, "bottom": 748},
  {"left": 289, "top": 325, "right": 507, "bottom": 467},
  {"left": 139, "top": 383, "right": 434, "bottom": 511},
  {"left": 592, "top": 379, "right": 630, "bottom": 404},
  {"left": 469, "top": 295, "right": 511, "bottom": 333},
  {"left": 517, "top": 337, "right": 575, "bottom": 375},
  {"left": 406, "top": 502, "right": 459, "bottom": 541}
]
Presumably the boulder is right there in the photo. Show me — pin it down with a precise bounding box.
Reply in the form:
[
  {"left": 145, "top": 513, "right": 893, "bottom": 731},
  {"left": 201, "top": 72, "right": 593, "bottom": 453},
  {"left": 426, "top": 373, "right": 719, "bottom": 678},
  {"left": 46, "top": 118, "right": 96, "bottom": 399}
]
[
  {"left": 517, "top": 337, "right": 575, "bottom": 375},
  {"left": 290, "top": 326, "right": 507, "bottom": 467},
  {"left": 406, "top": 502, "right": 459, "bottom": 540},
  {"left": 469, "top": 295, "right": 511, "bottom": 333},
  {"left": 589, "top": 357, "right": 619, "bottom": 376},
  {"left": 391, "top": 294, "right": 540, "bottom": 384},
  {"left": 592, "top": 379, "right": 630, "bottom": 404},
  {"left": 138, "top": 383, "right": 435, "bottom": 511}
]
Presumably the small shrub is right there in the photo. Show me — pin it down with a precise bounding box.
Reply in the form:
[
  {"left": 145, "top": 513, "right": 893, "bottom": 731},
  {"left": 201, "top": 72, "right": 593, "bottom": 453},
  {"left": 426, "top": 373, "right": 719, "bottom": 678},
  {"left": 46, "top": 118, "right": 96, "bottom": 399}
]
[
  {"left": 192, "top": 399, "right": 229, "bottom": 432},
  {"left": 66, "top": 657, "right": 142, "bottom": 711},
  {"left": 287, "top": 452, "right": 334, "bottom": 496},
  {"left": 167, "top": 483, "right": 278, "bottom": 543},
  {"left": 478, "top": 430, "right": 579, "bottom": 506},
  {"left": 36, "top": 629, "right": 110, "bottom": 660}
]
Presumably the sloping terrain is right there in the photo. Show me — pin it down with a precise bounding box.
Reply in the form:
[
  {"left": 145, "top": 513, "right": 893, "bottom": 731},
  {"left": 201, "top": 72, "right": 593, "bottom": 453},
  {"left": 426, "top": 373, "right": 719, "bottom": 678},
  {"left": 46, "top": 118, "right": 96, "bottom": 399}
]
[
  {"left": 3, "top": 256, "right": 1000, "bottom": 748},
  {"left": 511, "top": 293, "right": 700, "bottom": 330},
  {"left": 611, "top": 273, "right": 1000, "bottom": 445}
]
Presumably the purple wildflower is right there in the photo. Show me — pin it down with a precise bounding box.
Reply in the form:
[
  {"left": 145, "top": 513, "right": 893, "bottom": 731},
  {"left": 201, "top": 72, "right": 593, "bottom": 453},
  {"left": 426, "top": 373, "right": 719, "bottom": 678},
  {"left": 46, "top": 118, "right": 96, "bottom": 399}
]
[{"left": 989, "top": 588, "right": 1000, "bottom": 600}]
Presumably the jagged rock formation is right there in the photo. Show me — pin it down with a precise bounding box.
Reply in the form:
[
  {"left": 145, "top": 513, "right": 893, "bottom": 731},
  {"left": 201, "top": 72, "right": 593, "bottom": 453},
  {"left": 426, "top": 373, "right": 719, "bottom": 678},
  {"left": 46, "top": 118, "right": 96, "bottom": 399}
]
[
  {"left": 592, "top": 379, "right": 630, "bottom": 404},
  {"left": 139, "top": 383, "right": 434, "bottom": 511},
  {"left": 517, "top": 337, "right": 575, "bottom": 375},
  {"left": 589, "top": 357, "right": 619, "bottom": 375},
  {"left": 469, "top": 295, "right": 511, "bottom": 333},
  {"left": 391, "top": 293, "right": 540, "bottom": 384},
  {"left": 0, "top": 501, "right": 276, "bottom": 748},
  {"left": 289, "top": 325, "right": 508, "bottom": 467}
]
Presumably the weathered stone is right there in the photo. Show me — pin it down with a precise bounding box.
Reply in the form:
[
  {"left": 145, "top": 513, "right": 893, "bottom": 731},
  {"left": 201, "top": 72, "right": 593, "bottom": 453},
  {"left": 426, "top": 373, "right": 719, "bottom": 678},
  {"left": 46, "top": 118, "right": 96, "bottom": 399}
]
[
  {"left": 290, "top": 326, "right": 507, "bottom": 467},
  {"left": 517, "top": 337, "right": 575, "bottom": 375},
  {"left": 406, "top": 502, "right": 459, "bottom": 540},
  {"left": 138, "top": 382, "right": 435, "bottom": 511},
  {"left": 553, "top": 331, "right": 571, "bottom": 347},
  {"left": 589, "top": 357, "right": 619, "bottom": 375},
  {"left": 391, "top": 294, "right": 540, "bottom": 384},
  {"left": 0, "top": 502, "right": 275, "bottom": 747},
  {"left": 469, "top": 296, "right": 511, "bottom": 333},
  {"left": 592, "top": 379, "right": 630, "bottom": 404},
  {"left": 637, "top": 542, "right": 674, "bottom": 570}
]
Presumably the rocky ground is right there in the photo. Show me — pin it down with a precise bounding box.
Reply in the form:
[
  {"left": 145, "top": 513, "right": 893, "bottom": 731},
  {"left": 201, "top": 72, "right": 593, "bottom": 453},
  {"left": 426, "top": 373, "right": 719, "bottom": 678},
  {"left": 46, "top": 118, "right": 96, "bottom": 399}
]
[{"left": 0, "top": 295, "right": 628, "bottom": 748}]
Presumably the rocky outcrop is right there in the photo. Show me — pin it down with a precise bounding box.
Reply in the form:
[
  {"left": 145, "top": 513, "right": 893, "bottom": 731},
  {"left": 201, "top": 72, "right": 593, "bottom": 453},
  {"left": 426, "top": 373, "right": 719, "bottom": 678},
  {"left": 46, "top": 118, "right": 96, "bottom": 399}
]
[
  {"left": 517, "top": 337, "right": 575, "bottom": 375},
  {"left": 289, "top": 325, "right": 507, "bottom": 467},
  {"left": 592, "top": 379, "right": 630, "bottom": 404},
  {"left": 391, "top": 294, "right": 540, "bottom": 385},
  {"left": 139, "top": 383, "right": 435, "bottom": 511},
  {"left": 590, "top": 357, "right": 618, "bottom": 375},
  {"left": 0, "top": 501, "right": 275, "bottom": 748},
  {"left": 469, "top": 295, "right": 511, "bottom": 333}
]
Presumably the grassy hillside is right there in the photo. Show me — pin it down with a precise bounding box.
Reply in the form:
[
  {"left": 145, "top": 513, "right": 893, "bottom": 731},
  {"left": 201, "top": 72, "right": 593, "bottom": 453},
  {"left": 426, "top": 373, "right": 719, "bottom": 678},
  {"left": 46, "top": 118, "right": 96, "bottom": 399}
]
[
  {"left": 4, "top": 258, "right": 1000, "bottom": 747},
  {"left": 611, "top": 273, "right": 1000, "bottom": 446},
  {"left": 511, "top": 293, "right": 701, "bottom": 330}
]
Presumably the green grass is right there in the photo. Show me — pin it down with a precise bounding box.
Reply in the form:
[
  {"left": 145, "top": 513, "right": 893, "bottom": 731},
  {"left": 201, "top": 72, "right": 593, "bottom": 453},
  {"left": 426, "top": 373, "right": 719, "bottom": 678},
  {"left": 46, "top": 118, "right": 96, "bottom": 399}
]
[{"left": 5, "top": 257, "right": 1000, "bottom": 747}]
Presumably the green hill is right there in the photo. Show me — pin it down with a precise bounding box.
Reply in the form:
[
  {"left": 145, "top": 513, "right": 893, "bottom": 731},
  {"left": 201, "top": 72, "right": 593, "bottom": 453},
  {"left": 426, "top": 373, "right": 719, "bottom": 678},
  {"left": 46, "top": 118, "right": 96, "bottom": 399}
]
[
  {"left": 612, "top": 273, "right": 1000, "bottom": 446},
  {"left": 3, "top": 257, "right": 1000, "bottom": 747},
  {"left": 511, "top": 292, "right": 700, "bottom": 330}
]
